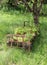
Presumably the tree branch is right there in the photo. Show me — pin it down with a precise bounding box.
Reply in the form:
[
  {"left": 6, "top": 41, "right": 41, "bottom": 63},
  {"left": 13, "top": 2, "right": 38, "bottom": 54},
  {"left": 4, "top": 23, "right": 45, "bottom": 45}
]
[
  {"left": 33, "top": 0, "right": 38, "bottom": 15},
  {"left": 37, "top": 0, "right": 44, "bottom": 13},
  {"left": 22, "top": 0, "right": 33, "bottom": 12}
]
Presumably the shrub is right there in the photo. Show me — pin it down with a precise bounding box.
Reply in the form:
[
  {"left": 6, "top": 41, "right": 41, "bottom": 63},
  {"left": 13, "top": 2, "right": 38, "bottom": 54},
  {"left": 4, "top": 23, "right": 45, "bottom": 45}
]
[{"left": 13, "top": 26, "right": 39, "bottom": 42}]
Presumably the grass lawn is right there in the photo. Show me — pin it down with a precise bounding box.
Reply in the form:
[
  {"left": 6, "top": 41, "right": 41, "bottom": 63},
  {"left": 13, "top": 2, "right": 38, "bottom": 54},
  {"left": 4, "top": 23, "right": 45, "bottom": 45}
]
[{"left": 0, "top": 11, "right": 47, "bottom": 65}]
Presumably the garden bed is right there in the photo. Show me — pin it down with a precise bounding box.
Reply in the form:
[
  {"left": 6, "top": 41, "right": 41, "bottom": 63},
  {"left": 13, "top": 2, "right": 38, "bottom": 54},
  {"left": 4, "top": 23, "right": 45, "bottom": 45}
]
[{"left": 6, "top": 26, "right": 39, "bottom": 51}]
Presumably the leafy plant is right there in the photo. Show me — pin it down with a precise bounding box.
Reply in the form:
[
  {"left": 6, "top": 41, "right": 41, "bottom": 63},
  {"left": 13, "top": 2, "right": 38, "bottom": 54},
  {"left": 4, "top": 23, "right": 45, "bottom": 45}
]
[{"left": 13, "top": 26, "right": 39, "bottom": 42}]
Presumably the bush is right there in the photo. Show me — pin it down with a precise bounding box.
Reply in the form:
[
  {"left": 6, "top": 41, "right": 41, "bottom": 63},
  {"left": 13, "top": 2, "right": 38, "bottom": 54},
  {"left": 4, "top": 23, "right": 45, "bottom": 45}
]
[
  {"left": 0, "top": 0, "right": 8, "bottom": 10},
  {"left": 40, "top": 4, "right": 47, "bottom": 15},
  {"left": 13, "top": 26, "right": 39, "bottom": 42}
]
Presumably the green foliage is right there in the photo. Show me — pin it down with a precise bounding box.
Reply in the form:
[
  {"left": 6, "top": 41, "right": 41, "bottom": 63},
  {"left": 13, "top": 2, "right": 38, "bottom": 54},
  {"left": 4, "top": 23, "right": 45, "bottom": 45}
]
[
  {"left": 0, "top": 0, "right": 47, "bottom": 15},
  {"left": 0, "top": 0, "right": 8, "bottom": 6},
  {"left": 14, "top": 25, "right": 38, "bottom": 34},
  {"left": 13, "top": 26, "right": 38, "bottom": 42},
  {"left": 0, "top": 11, "right": 47, "bottom": 65},
  {"left": 44, "top": 0, "right": 47, "bottom": 4},
  {"left": 41, "top": 4, "right": 47, "bottom": 15}
]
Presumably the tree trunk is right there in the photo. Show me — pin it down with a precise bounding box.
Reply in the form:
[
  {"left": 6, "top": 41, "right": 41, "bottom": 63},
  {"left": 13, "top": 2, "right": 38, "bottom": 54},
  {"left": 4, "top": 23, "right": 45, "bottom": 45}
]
[
  {"left": 33, "top": 0, "right": 39, "bottom": 25},
  {"left": 34, "top": 14, "right": 39, "bottom": 25}
]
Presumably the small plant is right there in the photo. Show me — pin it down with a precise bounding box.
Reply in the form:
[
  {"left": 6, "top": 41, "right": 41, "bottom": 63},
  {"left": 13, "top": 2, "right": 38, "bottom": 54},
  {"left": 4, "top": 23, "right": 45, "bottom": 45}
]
[{"left": 13, "top": 26, "right": 39, "bottom": 42}]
